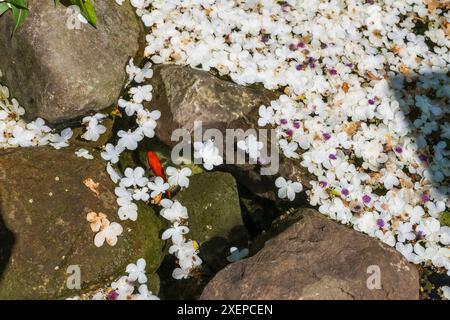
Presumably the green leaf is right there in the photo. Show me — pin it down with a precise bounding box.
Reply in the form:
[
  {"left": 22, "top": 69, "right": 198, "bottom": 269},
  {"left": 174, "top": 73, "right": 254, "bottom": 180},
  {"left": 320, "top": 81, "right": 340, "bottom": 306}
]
[
  {"left": 0, "top": 3, "right": 10, "bottom": 16},
  {"left": 11, "top": 4, "right": 29, "bottom": 35},
  {"left": 6, "top": 0, "right": 28, "bottom": 9},
  {"left": 71, "top": 0, "right": 97, "bottom": 27}
]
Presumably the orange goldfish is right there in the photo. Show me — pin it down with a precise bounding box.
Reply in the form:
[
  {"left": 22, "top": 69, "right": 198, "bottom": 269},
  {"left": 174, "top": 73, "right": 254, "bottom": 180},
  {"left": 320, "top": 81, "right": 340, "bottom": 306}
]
[{"left": 147, "top": 151, "right": 171, "bottom": 199}]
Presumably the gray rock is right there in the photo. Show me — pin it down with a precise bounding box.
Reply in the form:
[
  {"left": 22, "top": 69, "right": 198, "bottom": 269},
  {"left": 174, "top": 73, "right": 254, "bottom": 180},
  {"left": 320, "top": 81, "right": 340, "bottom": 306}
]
[
  {"left": 147, "top": 65, "right": 313, "bottom": 201},
  {"left": 0, "top": 147, "right": 164, "bottom": 299},
  {"left": 201, "top": 209, "right": 420, "bottom": 300},
  {"left": 0, "top": 1, "right": 144, "bottom": 123},
  {"left": 149, "top": 65, "right": 278, "bottom": 145}
]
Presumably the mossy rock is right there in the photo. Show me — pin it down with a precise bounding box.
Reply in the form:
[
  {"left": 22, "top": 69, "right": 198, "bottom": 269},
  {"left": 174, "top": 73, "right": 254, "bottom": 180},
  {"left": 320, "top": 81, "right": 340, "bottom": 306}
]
[
  {"left": 0, "top": 147, "right": 164, "bottom": 299},
  {"left": 175, "top": 172, "right": 248, "bottom": 244},
  {"left": 146, "top": 273, "right": 161, "bottom": 296},
  {"left": 439, "top": 211, "right": 450, "bottom": 227},
  {"left": 158, "top": 172, "right": 249, "bottom": 300},
  {"left": 174, "top": 172, "right": 249, "bottom": 271}
]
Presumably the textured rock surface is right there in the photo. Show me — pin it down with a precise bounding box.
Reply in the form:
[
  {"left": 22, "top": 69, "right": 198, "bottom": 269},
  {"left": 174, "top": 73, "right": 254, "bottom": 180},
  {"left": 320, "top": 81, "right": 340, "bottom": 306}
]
[
  {"left": 0, "top": 147, "right": 164, "bottom": 299},
  {"left": 174, "top": 172, "right": 249, "bottom": 270},
  {"left": 149, "top": 65, "right": 278, "bottom": 145},
  {"left": 440, "top": 211, "right": 450, "bottom": 227},
  {"left": 0, "top": 1, "right": 143, "bottom": 123},
  {"left": 148, "top": 65, "right": 313, "bottom": 201},
  {"left": 158, "top": 172, "right": 249, "bottom": 300},
  {"left": 201, "top": 209, "right": 420, "bottom": 300}
]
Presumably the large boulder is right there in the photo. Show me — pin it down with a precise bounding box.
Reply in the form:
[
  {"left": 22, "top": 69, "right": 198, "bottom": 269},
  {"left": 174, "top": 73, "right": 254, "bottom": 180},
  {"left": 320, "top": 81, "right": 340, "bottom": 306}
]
[
  {"left": 0, "top": 1, "right": 144, "bottom": 123},
  {"left": 147, "top": 65, "right": 313, "bottom": 201},
  {"left": 150, "top": 65, "right": 278, "bottom": 145},
  {"left": 0, "top": 147, "right": 164, "bottom": 299},
  {"left": 201, "top": 209, "right": 420, "bottom": 300},
  {"left": 174, "top": 172, "right": 249, "bottom": 255}
]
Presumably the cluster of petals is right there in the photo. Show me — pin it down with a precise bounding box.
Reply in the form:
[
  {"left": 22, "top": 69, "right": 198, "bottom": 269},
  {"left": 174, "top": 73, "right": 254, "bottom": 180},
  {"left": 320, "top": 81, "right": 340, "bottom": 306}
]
[{"left": 116, "top": 0, "right": 450, "bottom": 272}]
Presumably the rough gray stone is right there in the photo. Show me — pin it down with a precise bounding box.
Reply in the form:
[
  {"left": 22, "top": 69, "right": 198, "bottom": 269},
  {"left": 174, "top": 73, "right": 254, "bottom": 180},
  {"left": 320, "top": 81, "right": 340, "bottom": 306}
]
[
  {"left": 0, "top": 1, "right": 144, "bottom": 123},
  {"left": 147, "top": 65, "right": 313, "bottom": 201}
]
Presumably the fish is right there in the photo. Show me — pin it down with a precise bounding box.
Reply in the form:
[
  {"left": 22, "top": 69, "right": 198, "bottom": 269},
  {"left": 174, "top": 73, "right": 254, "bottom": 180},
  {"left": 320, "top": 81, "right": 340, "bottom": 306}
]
[{"left": 147, "top": 150, "right": 171, "bottom": 199}]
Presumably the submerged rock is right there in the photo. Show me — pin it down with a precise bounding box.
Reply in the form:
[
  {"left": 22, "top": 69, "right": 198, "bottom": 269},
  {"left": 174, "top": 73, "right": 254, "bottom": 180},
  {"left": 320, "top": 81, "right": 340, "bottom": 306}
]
[
  {"left": 201, "top": 209, "right": 420, "bottom": 300},
  {"left": 0, "top": 147, "right": 164, "bottom": 299},
  {"left": 147, "top": 65, "right": 313, "bottom": 202},
  {"left": 69, "top": 116, "right": 115, "bottom": 149},
  {"left": 0, "top": 1, "right": 144, "bottom": 123},
  {"left": 114, "top": 135, "right": 205, "bottom": 184}
]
